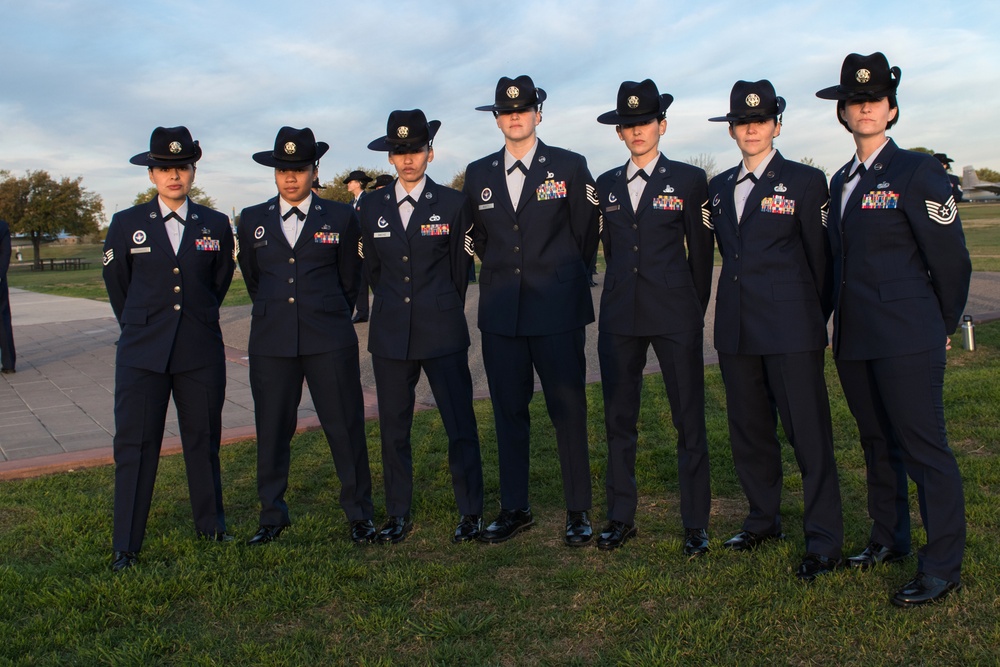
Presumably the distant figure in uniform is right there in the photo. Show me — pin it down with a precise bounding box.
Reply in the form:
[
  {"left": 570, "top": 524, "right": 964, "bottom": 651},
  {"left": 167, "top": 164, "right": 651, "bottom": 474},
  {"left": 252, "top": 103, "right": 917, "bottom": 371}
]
[
  {"left": 0, "top": 217, "right": 15, "bottom": 374},
  {"left": 934, "top": 153, "right": 964, "bottom": 202},
  {"left": 361, "top": 109, "right": 484, "bottom": 544},
  {"left": 344, "top": 169, "right": 373, "bottom": 323},
  {"left": 465, "top": 75, "right": 600, "bottom": 546},
  {"left": 369, "top": 174, "right": 394, "bottom": 191},
  {"left": 594, "top": 80, "right": 714, "bottom": 554},
  {"left": 102, "top": 126, "right": 235, "bottom": 572},
  {"left": 708, "top": 80, "right": 843, "bottom": 579},
  {"left": 237, "top": 126, "right": 376, "bottom": 546},
  {"left": 311, "top": 178, "right": 325, "bottom": 195},
  {"left": 817, "top": 53, "right": 971, "bottom": 606}
]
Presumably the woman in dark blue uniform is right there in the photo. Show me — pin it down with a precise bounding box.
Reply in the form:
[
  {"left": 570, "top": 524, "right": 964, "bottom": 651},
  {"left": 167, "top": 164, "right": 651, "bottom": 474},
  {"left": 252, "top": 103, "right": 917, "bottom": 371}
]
[{"left": 817, "top": 53, "right": 971, "bottom": 606}]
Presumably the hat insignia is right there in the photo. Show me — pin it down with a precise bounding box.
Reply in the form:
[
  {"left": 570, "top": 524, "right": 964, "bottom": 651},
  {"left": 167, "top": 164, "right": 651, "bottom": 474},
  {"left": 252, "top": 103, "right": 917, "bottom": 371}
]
[
  {"left": 397, "top": 126, "right": 410, "bottom": 139},
  {"left": 284, "top": 142, "right": 297, "bottom": 155},
  {"left": 506, "top": 86, "right": 520, "bottom": 99},
  {"left": 169, "top": 141, "right": 182, "bottom": 154},
  {"left": 856, "top": 68, "right": 871, "bottom": 84},
  {"left": 627, "top": 96, "right": 639, "bottom": 109},
  {"left": 745, "top": 93, "right": 760, "bottom": 108}
]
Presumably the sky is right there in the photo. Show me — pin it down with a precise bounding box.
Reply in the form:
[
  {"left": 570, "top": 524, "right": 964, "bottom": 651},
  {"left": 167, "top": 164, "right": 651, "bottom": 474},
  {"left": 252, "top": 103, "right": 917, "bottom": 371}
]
[{"left": 2, "top": 0, "right": 998, "bottom": 224}]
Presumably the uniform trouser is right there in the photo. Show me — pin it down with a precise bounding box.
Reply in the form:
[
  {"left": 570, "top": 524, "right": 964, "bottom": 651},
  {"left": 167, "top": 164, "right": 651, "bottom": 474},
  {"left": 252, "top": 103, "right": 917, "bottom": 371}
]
[
  {"left": 719, "top": 350, "right": 843, "bottom": 558},
  {"left": 0, "top": 282, "right": 14, "bottom": 370},
  {"left": 836, "top": 348, "right": 965, "bottom": 582},
  {"left": 250, "top": 346, "right": 373, "bottom": 526},
  {"left": 112, "top": 362, "right": 226, "bottom": 552},
  {"left": 372, "top": 349, "right": 484, "bottom": 517},
  {"left": 598, "top": 330, "right": 711, "bottom": 528},
  {"left": 355, "top": 265, "right": 370, "bottom": 317},
  {"left": 481, "top": 328, "right": 591, "bottom": 512}
]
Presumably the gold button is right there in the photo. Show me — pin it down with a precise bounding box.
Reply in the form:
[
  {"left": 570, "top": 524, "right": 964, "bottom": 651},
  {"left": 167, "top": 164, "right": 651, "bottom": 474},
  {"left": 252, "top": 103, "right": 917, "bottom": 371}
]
[
  {"left": 172, "top": 268, "right": 180, "bottom": 275},
  {"left": 288, "top": 257, "right": 295, "bottom": 264},
  {"left": 173, "top": 304, "right": 181, "bottom": 311},
  {"left": 288, "top": 297, "right": 295, "bottom": 303},
  {"left": 402, "top": 256, "right": 409, "bottom": 262},
  {"left": 403, "top": 276, "right": 410, "bottom": 283},
  {"left": 404, "top": 297, "right": 410, "bottom": 303},
  {"left": 173, "top": 286, "right": 180, "bottom": 293}
]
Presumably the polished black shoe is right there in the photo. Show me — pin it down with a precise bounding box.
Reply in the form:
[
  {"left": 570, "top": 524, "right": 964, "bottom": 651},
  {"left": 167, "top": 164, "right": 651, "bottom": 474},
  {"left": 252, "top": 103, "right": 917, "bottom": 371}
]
[
  {"left": 796, "top": 553, "right": 844, "bottom": 581},
  {"left": 723, "top": 530, "right": 784, "bottom": 552},
  {"left": 564, "top": 511, "right": 593, "bottom": 547},
  {"left": 351, "top": 313, "right": 368, "bottom": 323},
  {"left": 891, "top": 573, "right": 961, "bottom": 607},
  {"left": 453, "top": 515, "right": 483, "bottom": 543},
  {"left": 479, "top": 508, "right": 534, "bottom": 544},
  {"left": 198, "top": 531, "right": 235, "bottom": 542},
  {"left": 378, "top": 515, "right": 413, "bottom": 544},
  {"left": 1, "top": 368, "right": 14, "bottom": 375},
  {"left": 247, "top": 525, "right": 284, "bottom": 546},
  {"left": 847, "top": 541, "right": 910, "bottom": 570},
  {"left": 683, "top": 528, "right": 710, "bottom": 557},
  {"left": 597, "top": 520, "right": 637, "bottom": 551},
  {"left": 350, "top": 519, "right": 377, "bottom": 545},
  {"left": 111, "top": 550, "right": 138, "bottom": 572}
]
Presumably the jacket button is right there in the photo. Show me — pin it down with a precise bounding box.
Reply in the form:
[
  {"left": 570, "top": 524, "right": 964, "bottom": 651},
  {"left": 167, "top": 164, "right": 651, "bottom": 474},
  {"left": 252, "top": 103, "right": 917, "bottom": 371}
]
[
  {"left": 402, "top": 256, "right": 409, "bottom": 262},
  {"left": 288, "top": 297, "right": 295, "bottom": 304},
  {"left": 173, "top": 304, "right": 181, "bottom": 311},
  {"left": 288, "top": 278, "right": 294, "bottom": 284},
  {"left": 404, "top": 297, "right": 410, "bottom": 304},
  {"left": 173, "top": 268, "right": 180, "bottom": 275},
  {"left": 632, "top": 267, "right": 638, "bottom": 274},
  {"left": 513, "top": 246, "right": 520, "bottom": 253},
  {"left": 733, "top": 253, "right": 739, "bottom": 260},
  {"left": 173, "top": 286, "right": 181, "bottom": 293},
  {"left": 514, "top": 268, "right": 521, "bottom": 275},
  {"left": 288, "top": 257, "right": 295, "bottom": 264},
  {"left": 732, "top": 275, "right": 738, "bottom": 282},
  {"left": 403, "top": 276, "right": 410, "bottom": 283},
  {"left": 632, "top": 245, "right": 638, "bottom": 252},
  {"left": 632, "top": 224, "right": 637, "bottom": 230},
  {"left": 513, "top": 225, "right": 519, "bottom": 231}
]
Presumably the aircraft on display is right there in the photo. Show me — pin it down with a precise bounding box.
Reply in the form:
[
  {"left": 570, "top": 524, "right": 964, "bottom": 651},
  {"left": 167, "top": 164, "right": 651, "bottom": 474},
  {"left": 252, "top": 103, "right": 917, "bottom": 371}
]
[{"left": 962, "top": 166, "right": 1000, "bottom": 202}]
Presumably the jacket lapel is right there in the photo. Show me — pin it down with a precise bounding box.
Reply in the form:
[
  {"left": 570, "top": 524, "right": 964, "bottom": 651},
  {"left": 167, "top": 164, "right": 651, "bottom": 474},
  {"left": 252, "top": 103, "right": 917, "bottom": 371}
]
[
  {"left": 842, "top": 139, "right": 898, "bottom": 221},
  {"left": 142, "top": 199, "right": 176, "bottom": 257},
  {"left": 636, "top": 154, "right": 669, "bottom": 217}
]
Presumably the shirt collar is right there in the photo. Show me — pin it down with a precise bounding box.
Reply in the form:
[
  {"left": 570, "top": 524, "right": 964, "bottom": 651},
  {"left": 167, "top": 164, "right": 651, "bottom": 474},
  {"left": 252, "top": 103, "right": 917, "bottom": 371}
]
[
  {"left": 505, "top": 141, "right": 538, "bottom": 172},
  {"left": 627, "top": 154, "right": 661, "bottom": 180},
  {"left": 158, "top": 197, "right": 189, "bottom": 220},
  {"left": 395, "top": 177, "right": 427, "bottom": 204},
  {"left": 279, "top": 193, "right": 312, "bottom": 218},
  {"left": 851, "top": 138, "right": 891, "bottom": 174},
  {"left": 739, "top": 149, "right": 777, "bottom": 181}
]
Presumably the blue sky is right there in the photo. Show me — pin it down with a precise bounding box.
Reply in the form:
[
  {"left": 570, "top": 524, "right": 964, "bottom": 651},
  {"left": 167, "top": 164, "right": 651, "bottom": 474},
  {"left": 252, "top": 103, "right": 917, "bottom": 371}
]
[{"left": 2, "top": 0, "right": 998, "bottom": 222}]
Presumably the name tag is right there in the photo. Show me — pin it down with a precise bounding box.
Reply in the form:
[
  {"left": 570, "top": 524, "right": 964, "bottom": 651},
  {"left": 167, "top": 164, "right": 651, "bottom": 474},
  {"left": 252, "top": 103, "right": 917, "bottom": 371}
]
[
  {"left": 129, "top": 247, "right": 152, "bottom": 254},
  {"left": 421, "top": 224, "right": 450, "bottom": 236},
  {"left": 653, "top": 195, "right": 684, "bottom": 211},
  {"left": 195, "top": 238, "right": 221, "bottom": 251},
  {"left": 479, "top": 203, "right": 495, "bottom": 210},
  {"left": 760, "top": 195, "right": 796, "bottom": 215},
  {"left": 536, "top": 180, "right": 567, "bottom": 201},
  {"left": 861, "top": 191, "right": 899, "bottom": 209},
  {"left": 253, "top": 240, "right": 268, "bottom": 248},
  {"left": 606, "top": 205, "right": 620, "bottom": 212},
  {"left": 313, "top": 232, "right": 340, "bottom": 244},
  {"left": 374, "top": 231, "right": 391, "bottom": 238}
]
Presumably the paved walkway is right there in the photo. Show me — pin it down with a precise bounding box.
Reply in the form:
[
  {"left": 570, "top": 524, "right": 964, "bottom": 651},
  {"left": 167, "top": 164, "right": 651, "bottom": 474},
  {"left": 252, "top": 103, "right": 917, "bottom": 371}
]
[{"left": 2, "top": 273, "right": 1000, "bottom": 480}]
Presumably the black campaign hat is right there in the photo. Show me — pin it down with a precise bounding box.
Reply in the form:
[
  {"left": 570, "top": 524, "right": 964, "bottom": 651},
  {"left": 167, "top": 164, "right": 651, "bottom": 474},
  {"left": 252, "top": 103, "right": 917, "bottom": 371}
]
[
  {"left": 130, "top": 126, "right": 202, "bottom": 166},
  {"left": 597, "top": 79, "right": 673, "bottom": 125},
  {"left": 816, "top": 52, "right": 901, "bottom": 101},
  {"left": 934, "top": 153, "right": 954, "bottom": 164},
  {"left": 709, "top": 80, "right": 786, "bottom": 123},
  {"left": 475, "top": 75, "right": 547, "bottom": 112},
  {"left": 367, "top": 109, "right": 441, "bottom": 152},
  {"left": 368, "top": 174, "right": 394, "bottom": 190},
  {"left": 342, "top": 170, "right": 372, "bottom": 185},
  {"left": 252, "top": 126, "right": 329, "bottom": 168}
]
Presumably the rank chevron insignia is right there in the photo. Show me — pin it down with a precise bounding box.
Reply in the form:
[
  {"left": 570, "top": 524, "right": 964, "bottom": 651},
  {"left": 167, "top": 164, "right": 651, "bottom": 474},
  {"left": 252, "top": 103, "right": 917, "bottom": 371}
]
[
  {"left": 586, "top": 184, "right": 598, "bottom": 206},
  {"left": 701, "top": 201, "right": 713, "bottom": 229},
  {"left": 926, "top": 196, "right": 958, "bottom": 225}
]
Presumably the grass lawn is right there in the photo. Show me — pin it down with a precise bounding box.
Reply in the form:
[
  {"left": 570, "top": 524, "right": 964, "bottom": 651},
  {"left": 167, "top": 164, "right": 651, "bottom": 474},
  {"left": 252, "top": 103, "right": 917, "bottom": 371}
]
[{"left": 2, "top": 322, "right": 999, "bottom": 665}]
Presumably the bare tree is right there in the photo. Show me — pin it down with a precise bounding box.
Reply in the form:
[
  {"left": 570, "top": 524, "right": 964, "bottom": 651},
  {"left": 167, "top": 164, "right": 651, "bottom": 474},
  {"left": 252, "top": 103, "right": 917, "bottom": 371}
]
[{"left": 686, "top": 153, "right": 719, "bottom": 180}]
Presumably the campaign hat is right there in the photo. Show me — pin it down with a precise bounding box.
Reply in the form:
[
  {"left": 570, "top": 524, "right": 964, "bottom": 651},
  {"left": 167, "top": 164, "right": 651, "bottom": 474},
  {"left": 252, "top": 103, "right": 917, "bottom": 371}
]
[
  {"left": 367, "top": 109, "right": 441, "bottom": 152},
  {"left": 252, "top": 126, "right": 329, "bottom": 168},
  {"left": 597, "top": 79, "right": 673, "bottom": 125},
  {"left": 475, "top": 75, "right": 547, "bottom": 112},
  {"left": 129, "top": 126, "right": 202, "bottom": 166},
  {"left": 815, "top": 52, "right": 901, "bottom": 101},
  {"left": 342, "top": 169, "right": 373, "bottom": 185},
  {"left": 709, "top": 80, "right": 785, "bottom": 122},
  {"left": 369, "top": 174, "right": 394, "bottom": 190}
]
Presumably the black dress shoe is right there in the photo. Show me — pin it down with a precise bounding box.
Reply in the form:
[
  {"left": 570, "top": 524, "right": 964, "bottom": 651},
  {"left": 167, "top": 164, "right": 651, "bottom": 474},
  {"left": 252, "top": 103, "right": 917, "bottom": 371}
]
[
  {"left": 723, "top": 530, "right": 784, "bottom": 552},
  {"left": 479, "top": 508, "right": 534, "bottom": 544},
  {"left": 891, "top": 573, "right": 961, "bottom": 607},
  {"left": 198, "top": 531, "right": 235, "bottom": 542},
  {"left": 796, "top": 553, "right": 844, "bottom": 581},
  {"left": 597, "top": 521, "right": 637, "bottom": 551},
  {"left": 847, "top": 541, "right": 910, "bottom": 570},
  {"left": 683, "top": 528, "right": 710, "bottom": 557},
  {"left": 350, "top": 519, "right": 377, "bottom": 545},
  {"left": 1, "top": 368, "right": 14, "bottom": 374},
  {"left": 247, "top": 525, "right": 284, "bottom": 546},
  {"left": 378, "top": 515, "right": 413, "bottom": 544},
  {"left": 351, "top": 313, "right": 368, "bottom": 323},
  {"left": 453, "top": 515, "right": 483, "bottom": 543},
  {"left": 564, "top": 510, "right": 593, "bottom": 547},
  {"left": 111, "top": 550, "right": 138, "bottom": 572}
]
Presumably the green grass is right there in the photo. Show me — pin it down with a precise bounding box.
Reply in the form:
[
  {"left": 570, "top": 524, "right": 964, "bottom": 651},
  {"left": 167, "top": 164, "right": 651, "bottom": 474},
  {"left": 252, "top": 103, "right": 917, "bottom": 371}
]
[{"left": 2, "top": 325, "right": 1000, "bottom": 665}]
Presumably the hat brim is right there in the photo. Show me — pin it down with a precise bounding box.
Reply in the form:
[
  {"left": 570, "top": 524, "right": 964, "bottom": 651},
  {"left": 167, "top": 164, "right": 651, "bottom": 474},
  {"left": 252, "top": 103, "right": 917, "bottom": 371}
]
[
  {"left": 252, "top": 142, "right": 330, "bottom": 168},
  {"left": 815, "top": 84, "right": 897, "bottom": 101},
  {"left": 596, "top": 94, "right": 674, "bottom": 126},
  {"left": 130, "top": 144, "right": 202, "bottom": 167},
  {"left": 475, "top": 89, "right": 547, "bottom": 112},
  {"left": 342, "top": 175, "right": 373, "bottom": 185},
  {"left": 708, "top": 96, "right": 786, "bottom": 123},
  {"left": 367, "top": 120, "right": 441, "bottom": 152}
]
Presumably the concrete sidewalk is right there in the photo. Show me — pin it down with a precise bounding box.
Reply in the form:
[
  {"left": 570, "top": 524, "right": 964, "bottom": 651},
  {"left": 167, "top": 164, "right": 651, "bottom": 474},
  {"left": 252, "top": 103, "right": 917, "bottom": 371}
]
[{"left": 3, "top": 273, "right": 1000, "bottom": 480}]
